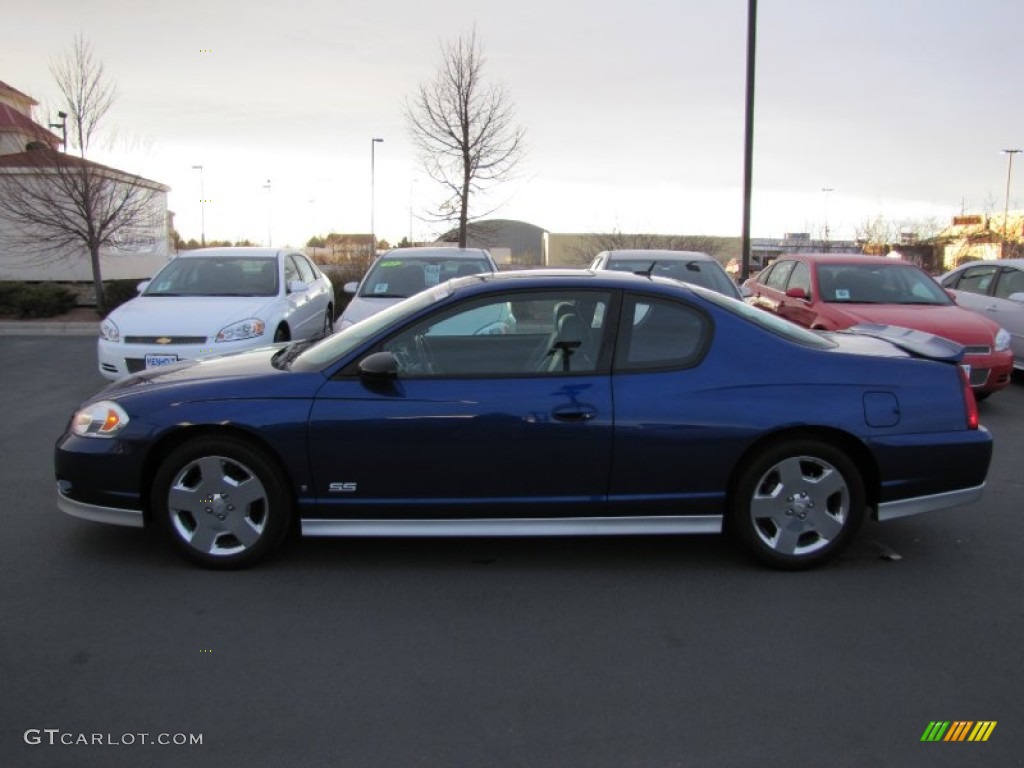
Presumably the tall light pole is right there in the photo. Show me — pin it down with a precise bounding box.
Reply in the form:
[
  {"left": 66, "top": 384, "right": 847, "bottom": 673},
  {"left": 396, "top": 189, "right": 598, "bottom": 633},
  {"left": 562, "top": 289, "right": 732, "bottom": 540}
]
[
  {"left": 48, "top": 111, "right": 67, "bottom": 152},
  {"left": 370, "top": 137, "right": 384, "bottom": 250},
  {"left": 740, "top": 0, "right": 757, "bottom": 279},
  {"left": 191, "top": 165, "right": 206, "bottom": 247},
  {"left": 262, "top": 179, "right": 272, "bottom": 247},
  {"left": 822, "top": 187, "right": 834, "bottom": 252},
  {"left": 1001, "top": 149, "right": 1021, "bottom": 256}
]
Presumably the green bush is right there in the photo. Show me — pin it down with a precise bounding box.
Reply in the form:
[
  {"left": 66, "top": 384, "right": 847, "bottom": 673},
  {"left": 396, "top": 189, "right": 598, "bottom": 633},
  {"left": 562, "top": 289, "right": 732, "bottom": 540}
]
[
  {"left": 101, "top": 279, "right": 145, "bottom": 315},
  {"left": 0, "top": 282, "right": 78, "bottom": 318}
]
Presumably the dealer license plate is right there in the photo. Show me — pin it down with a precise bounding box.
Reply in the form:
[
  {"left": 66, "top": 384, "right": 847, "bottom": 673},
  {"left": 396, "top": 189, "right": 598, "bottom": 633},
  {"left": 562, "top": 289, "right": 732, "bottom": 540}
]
[{"left": 145, "top": 353, "right": 179, "bottom": 369}]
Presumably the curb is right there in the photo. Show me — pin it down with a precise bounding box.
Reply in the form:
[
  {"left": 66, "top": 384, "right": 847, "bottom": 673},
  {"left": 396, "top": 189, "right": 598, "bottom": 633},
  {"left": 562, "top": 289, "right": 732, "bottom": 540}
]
[{"left": 0, "top": 321, "right": 99, "bottom": 337}]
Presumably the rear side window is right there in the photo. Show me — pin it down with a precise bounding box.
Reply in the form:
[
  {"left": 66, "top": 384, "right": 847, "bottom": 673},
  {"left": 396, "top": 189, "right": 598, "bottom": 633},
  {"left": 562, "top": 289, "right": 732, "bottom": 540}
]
[{"left": 615, "top": 295, "right": 709, "bottom": 371}]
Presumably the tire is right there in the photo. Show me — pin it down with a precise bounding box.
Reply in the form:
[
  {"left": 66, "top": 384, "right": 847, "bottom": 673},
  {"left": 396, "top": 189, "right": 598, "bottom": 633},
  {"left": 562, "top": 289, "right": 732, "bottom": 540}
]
[
  {"left": 151, "top": 437, "right": 292, "bottom": 569},
  {"left": 321, "top": 305, "right": 334, "bottom": 336},
  {"left": 729, "top": 439, "right": 865, "bottom": 570}
]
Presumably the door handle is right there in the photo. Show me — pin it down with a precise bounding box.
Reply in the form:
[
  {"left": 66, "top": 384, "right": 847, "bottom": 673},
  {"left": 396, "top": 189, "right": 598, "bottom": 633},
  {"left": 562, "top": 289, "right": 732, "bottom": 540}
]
[{"left": 552, "top": 405, "right": 597, "bottom": 422}]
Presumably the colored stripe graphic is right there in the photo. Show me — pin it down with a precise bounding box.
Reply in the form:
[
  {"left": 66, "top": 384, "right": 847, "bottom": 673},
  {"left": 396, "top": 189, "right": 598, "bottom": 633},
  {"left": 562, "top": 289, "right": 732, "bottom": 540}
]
[{"left": 921, "top": 721, "right": 996, "bottom": 742}]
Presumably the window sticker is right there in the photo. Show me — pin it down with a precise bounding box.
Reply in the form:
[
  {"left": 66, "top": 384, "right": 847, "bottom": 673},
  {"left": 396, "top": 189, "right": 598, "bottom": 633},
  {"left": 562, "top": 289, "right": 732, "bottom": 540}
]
[
  {"left": 835, "top": 289, "right": 850, "bottom": 300},
  {"left": 373, "top": 283, "right": 390, "bottom": 294},
  {"left": 424, "top": 264, "right": 442, "bottom": 285},
  {"left": 378, "top": 260, "right": 402, "bottom": 267}
]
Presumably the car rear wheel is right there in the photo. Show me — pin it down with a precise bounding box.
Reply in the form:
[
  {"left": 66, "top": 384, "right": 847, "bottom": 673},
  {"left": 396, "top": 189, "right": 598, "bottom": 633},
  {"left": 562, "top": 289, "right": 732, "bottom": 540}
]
[
  {"left": 322, "top": 305, "right": 334, "bottom": 336},
  {"left": 152, "top": 437, "right": 292, "bottom": 569},
  {"left": 730, "top": 439, "right": 864, "bottom": 570}
]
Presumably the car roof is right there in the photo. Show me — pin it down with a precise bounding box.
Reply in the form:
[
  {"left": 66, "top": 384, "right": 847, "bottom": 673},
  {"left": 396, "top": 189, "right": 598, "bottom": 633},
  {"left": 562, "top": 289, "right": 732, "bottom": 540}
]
[
  {"left": 780, "top": 253, "right": 915, "bottom": 266},
  {"left": 600, "top": 249, "right": 716, "bottom": 261},
  {"left": 454, "top": 268, "right": 702, "bottom": 294},
  {"left": 377, "top": 247, "right": 491, "bottom": 260},
  {"left": 175, "top": 247, "right": 286, "bottom": 259}
]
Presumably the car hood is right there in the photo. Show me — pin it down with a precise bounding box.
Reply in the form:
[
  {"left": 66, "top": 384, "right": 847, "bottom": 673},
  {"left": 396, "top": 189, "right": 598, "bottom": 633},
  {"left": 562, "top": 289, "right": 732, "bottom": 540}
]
[
  {"left": 339, "top": 295, "right": 401, "bottom": 325},
  {"left": 108, "top": 296, "right": 276, "bottom": 335},
  {"left": 828, "top": 303, "right": 998, "bottom": 344}
]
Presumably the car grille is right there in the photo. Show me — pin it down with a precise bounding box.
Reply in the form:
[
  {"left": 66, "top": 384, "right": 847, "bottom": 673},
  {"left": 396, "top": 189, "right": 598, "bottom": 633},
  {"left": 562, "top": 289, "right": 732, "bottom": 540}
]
[
  {"left": 967, "top": 368, "right": 990, "bottom": 386},
  {"left": 124, "top": 335, "right": 207, "bottom": 345},
  {"left": 964, "top": 345, "right": 991, "bottom": 355}
]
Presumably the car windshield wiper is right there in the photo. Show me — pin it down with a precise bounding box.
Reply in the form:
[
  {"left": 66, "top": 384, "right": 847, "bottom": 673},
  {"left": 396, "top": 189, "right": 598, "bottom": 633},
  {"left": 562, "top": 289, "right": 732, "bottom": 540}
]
[
  {"left": 272, "top": 340, "right": 316, "bottom": 370},
  {"left": 362, "top": 292, "right": 409, "bottom": 299}
]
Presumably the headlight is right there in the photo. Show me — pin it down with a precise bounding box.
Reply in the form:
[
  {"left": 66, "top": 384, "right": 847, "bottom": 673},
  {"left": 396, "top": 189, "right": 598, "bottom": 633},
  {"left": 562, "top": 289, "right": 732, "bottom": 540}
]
[
  {"left": 216, "top": 318, "right": 266, "bottom": 343},
  {"left": 72, "top": 401, "right": 129, "bottom": 438},
  {"left": 995, "top": 327, "right": 1011, "bottom": 352},
  {"left": 100, "top": 317, "right": 120, "bottom": 342}
]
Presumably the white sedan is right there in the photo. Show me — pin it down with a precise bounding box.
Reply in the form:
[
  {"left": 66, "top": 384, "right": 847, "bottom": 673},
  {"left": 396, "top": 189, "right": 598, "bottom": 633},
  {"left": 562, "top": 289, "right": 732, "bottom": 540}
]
[{"left": 97, "top": 247, "right": 334, "bottom": 380}]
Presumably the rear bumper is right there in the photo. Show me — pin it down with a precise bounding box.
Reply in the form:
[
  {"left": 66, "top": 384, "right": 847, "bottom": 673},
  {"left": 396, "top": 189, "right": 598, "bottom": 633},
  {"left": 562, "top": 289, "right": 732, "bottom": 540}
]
[{"left": 876, "top": 483, "right": 985, "bottom": 521}]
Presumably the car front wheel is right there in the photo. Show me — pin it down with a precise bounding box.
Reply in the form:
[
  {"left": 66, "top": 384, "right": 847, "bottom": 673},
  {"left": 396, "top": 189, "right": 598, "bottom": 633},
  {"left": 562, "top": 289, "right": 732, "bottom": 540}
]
[
  {"left": 152, "top": 437, "right": 292, "bottom": 569},
  {"left": 730, "top": 439, "right": 864, "bottom": 570}
]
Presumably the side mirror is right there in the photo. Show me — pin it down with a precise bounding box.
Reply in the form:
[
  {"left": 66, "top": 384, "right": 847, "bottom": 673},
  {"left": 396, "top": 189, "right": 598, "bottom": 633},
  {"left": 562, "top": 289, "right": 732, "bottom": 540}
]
[
  {"left": 1008, "top": 292, "right": 1024, "bottom": 304},
  {"left": 343, "top": 281, "right": 359, "bottom": 295},
  {"left": 136, "top": 280, "right": 150, "bottom": 294},
  {"left": 358, "top": 351, "right": 399, "bottom": 380},
  {"left": 785, "top": 287, "right": 808, "bottom": 300},
  {"left": 288, "top": 280, "right": 309, "bottom": 294}
]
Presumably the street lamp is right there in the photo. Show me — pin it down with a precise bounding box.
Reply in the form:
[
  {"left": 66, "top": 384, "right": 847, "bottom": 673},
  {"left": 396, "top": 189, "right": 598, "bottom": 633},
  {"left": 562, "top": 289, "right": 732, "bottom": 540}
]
[
  {"left": 191, "top": 165, "right": 206, "bottom": 247},
  {"left": 1001, "top": 149, "right": 1021, "bottom": 256},
  {"left": 262, "top": 179, "right": 272, "bottom": 247},
  {"left": 822, "top": 187, "right": 834, "bottom": 252},
  {"left": 370, "top": 137, "right": 384, "bottom": 250},
  {"left": 48, "top": 111, "right": 67, "bottom": 151}
]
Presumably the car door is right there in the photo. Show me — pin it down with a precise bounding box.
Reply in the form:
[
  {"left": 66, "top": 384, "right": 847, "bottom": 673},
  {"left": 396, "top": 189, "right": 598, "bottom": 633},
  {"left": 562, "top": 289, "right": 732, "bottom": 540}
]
[
  {"left": 284, "top": 253, "right": 317, "bottom": 338},
  {"left": 749, "top": 259, "right": 796, "bottom": 314},
  {"left": 306, "top": 289, "right": 615, "bottom": 519}
]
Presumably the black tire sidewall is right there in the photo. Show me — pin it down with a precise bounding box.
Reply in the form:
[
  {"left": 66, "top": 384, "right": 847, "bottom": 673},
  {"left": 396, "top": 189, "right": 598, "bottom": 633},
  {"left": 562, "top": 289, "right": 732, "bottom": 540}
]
[
  {"left": 730, "top": 439, "right": 865, "bottom": 570},
  {"left": 152, "top": 436, "right": 291, "bottom": 569}
]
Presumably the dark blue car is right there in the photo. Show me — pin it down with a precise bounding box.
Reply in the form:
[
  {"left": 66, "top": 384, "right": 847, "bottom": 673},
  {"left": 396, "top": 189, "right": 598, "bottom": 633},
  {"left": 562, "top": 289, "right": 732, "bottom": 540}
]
[{"left": 56, "top": 270, "right": 992, "bottom": 570}]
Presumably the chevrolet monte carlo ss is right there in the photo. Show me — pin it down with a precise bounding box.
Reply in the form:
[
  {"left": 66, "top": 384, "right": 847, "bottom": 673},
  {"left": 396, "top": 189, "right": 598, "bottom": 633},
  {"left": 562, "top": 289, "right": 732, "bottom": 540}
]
[{"left": 56, "top": 270, "right": 992, "bottom": 570}]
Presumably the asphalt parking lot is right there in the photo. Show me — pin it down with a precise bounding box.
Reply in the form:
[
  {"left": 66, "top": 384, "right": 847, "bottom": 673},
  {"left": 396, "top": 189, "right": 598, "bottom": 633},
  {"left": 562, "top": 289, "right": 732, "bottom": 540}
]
[{"left": 1, "top": 334, "right": 1021, "bottom": 768}]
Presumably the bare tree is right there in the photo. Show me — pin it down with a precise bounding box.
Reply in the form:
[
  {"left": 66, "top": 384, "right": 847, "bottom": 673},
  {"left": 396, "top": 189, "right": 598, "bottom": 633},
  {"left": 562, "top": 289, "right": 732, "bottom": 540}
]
[
  {"left": 406, "top": 28, "right": 525, "bottom": 247},
  {"left": 50, "top": 34, "right": 116, "bottom": 158},
  {"left": 0, "top": 35, "right": 161, "bottom": 310}
]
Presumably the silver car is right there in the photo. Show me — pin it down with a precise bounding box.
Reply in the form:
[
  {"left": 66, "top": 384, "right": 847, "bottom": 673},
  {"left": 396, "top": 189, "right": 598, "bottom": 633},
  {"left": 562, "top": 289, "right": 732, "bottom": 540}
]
[
  {"left": 339, "top": 247, "right": 498, "bottom": 329},
  {"left": 939, "top": 258, "right": 1024, "bottom": 370},
  {"left": 589, "top": 249, "right": 743, "bottom": 300}
]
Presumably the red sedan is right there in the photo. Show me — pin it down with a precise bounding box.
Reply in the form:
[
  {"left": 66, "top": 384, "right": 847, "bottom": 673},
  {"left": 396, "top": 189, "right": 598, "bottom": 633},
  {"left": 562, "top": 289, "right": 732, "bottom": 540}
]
[{"left": 746, "top": 253, "right": 1013, "bottom": 397}]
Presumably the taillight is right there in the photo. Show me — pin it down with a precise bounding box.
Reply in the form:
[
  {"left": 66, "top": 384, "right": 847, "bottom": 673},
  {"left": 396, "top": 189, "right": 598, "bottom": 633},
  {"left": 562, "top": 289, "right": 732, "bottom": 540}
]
[{"left": 958, "top": 367, "right": 979, "bottom": 430}]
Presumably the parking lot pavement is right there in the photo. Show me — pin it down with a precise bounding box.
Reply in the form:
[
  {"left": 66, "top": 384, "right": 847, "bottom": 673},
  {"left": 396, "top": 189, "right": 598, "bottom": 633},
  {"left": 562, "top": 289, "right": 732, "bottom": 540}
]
[{"left": 2, "top": 335, "right": 1022, "bottom": 768}]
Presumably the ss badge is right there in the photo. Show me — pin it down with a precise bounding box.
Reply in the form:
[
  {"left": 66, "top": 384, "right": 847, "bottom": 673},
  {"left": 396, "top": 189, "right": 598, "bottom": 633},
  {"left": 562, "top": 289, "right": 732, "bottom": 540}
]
[{"left": 329, "top": 482, "right": 358, "bottom": 493}]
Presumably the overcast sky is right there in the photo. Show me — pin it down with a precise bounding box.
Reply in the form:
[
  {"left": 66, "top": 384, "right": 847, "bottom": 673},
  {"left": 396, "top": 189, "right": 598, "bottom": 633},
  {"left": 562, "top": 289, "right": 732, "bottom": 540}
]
[{"left": 3, "top": 0, "right": 1023, "bottom": 247}]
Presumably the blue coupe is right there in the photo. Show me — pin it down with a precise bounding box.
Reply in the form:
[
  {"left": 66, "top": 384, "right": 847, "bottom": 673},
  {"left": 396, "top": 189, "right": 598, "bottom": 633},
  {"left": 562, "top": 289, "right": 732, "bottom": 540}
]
[{"left": 56, "top": 270, "right": 992, "bottom": 570}]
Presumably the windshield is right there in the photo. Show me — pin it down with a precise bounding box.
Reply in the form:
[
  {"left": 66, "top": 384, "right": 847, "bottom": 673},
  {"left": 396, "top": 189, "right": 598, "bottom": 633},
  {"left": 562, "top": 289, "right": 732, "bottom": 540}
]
[
  {"left": 817, "top": 263, "right": 950, "bottom": 305},
  {"left": 143, "top": 256, "right": 279, "bottom": 297},
  {"left": 291, "top": 283, "right": 454, "bottom": 370},
  {"left": 696, "top": 287, "right": 836, "bottom": 349},
  {"left": 607, "top": 258, "right": 740, "bottom": 299},
  {"left": 357, "top": 257, "right": 492, "bottom": 298}
]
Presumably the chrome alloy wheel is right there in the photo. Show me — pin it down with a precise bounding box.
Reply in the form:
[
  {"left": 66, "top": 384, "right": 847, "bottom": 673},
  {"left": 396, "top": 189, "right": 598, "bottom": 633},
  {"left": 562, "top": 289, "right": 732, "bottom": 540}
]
[
  {"left": 167, "top": 455, "right": 269, "bottom": 557},
  {"left": 748, "top": 454, "right": 850, "bottom": 557}
]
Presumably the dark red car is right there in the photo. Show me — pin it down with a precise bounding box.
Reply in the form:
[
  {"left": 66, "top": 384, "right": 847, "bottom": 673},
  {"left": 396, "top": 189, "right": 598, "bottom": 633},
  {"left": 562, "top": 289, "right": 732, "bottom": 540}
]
[{"left": 746, "top": 253, "right": 1013, "bottom": 397}]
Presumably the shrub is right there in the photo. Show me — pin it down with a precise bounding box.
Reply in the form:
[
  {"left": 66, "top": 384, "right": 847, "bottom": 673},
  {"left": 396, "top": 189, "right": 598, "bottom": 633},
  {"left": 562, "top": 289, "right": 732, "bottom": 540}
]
[
  {"left": 101, "top": 279, "right": 145, "bottom": 315},
  {"left": 0, "top": 282, "right": 78, "bottom": 318}
]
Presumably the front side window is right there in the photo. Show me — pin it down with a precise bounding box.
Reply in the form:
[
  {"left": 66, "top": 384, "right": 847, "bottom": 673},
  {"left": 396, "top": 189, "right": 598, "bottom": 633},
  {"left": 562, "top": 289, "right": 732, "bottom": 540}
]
[
  {"left": 381, "top": 291, "right": 611, "bottom": 377},
  {"left": 948, "top": 264, "right": 998, "bottom": 295},
  {"left": 764, "top": 261, "right": 796, "bottom": 291}
]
